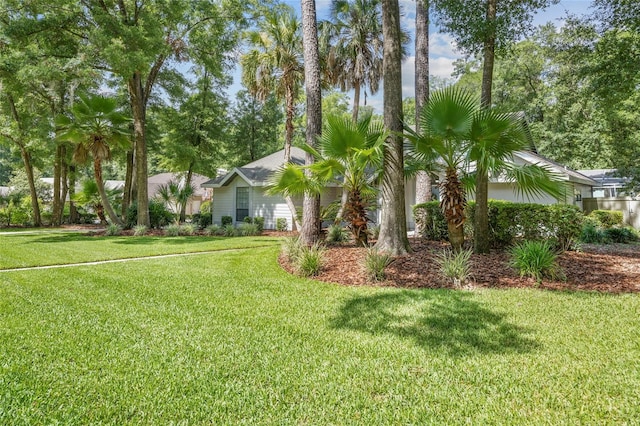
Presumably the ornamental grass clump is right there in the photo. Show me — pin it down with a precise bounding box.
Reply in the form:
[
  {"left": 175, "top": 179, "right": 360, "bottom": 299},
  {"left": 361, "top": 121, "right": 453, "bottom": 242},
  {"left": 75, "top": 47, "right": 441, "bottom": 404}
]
[
  {"left": 296, "top": 243, "right": 325, "bottom": 277},
  {"left": 180, "top": 223, "right": 197, "bottom": 236},
  {"left": 164, "top": 223, "right": 181, "bottom": 237},
  {"left": 204, "top": 224, "right": 220, "bottom": 236},
  {"left": 223, "top": 224, "right": 237, "bottom": 237},
  {"left": 325, "top": 224, "right": 350, "bottom": 244},
  {"left": 363, "top": 248, "right": 392, "bottom": 282},
  {"left": 435, "top": 248, "right": 473, "bottom": 287},
  {"left": 282, "top": 236, "right": 303, "bottom": 262},
  {"left": 238, "top": 223, "right": 260, "bottom": 236},
  {"left": 105, "top": 224, "right": 122, "bottom": 236},
  {"left": 509, "top": 240, "right": 562, "bottom": 284},
  {"left": 133, "top": 225, "right": 147, "bottom": 236}
]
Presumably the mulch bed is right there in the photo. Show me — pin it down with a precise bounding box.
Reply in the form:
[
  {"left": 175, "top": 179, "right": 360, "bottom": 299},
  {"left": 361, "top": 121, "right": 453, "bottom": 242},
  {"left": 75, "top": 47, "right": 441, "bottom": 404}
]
[{"left": 281, "top": 239, "right": 640, "bottom": 294}]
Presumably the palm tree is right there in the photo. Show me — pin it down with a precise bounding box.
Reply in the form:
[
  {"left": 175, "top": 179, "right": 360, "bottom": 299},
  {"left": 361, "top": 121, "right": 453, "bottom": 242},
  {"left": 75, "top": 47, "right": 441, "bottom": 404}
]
[
  {"left": 56, "top": 94, "right": 130, "bottom": 226},
  {"left": 269, "top": 114, "right": 385, "bottom": 246},
  {"left": 157, "top": 179, "right": 195, "bottom": 223},
  {"left": 241, "top": 7, "right": 304, "bottom": 162},
  {"left": 407, "top": 87, "right": 563, "bottom": 252},
  {"left": 72, "top": 179, "right": 122, "bottom": 225},
  {"left": 323, "top": 0, "right": 384, "bottom": 121}
]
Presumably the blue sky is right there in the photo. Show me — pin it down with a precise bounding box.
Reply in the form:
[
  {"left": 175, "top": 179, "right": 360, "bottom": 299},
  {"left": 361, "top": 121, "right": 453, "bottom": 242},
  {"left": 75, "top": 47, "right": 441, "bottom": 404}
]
[{"left": 226, "top": 0, "right": 594, "bottom": 112}]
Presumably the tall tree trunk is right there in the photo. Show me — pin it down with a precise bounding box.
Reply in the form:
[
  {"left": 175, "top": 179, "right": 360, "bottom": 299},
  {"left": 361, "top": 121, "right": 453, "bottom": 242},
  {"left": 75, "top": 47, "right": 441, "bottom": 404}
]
[
  {"left": 300, "top": 0, "right": 322, "bottom": 245},
  {"left": 94, "top": 158, "right": 121, "bottom": 225},
  {"left": 60, "top": 148, "right": 68, "bottom": 225},
  {"left": 129, "top": 72, "right": 150, "bottom": 227},
  {"left": 52, "top": 143, "right": 63, "bottom": 226},
  {"left": 180, "top": 164, "right": 194, "bottom": 223},
  {"left": 474, "top": 0, "right": 497, "bottom": 254},
  {"left": 283, "top": 81, "right": 301, "bottom": 230},
  {"left": 122, "top": 149, "right": 134, "bottom": 220},
  {"left": 7, "top": 94, "right": 41, "bottom": 226},
  {"left": 375, "top": 0, "right": 410, "bottom": 255},
  {"left": 352, "top": 80, "right": 361, "bottom": 122},
  {"left": 19, "top": 146, "right": 42, "bottom": 227},
  {"left": 69, "top": 164, "right": 79, "bottom": 223},
  {"left": 414, "top": 0, "right": 431, "bottom": 235}
]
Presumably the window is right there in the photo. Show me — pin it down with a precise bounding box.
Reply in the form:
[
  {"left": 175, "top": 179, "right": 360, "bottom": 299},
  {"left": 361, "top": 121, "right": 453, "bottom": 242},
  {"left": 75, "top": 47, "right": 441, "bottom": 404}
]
[{"left": 236, "top": 187, "right": 249, "bottom": 221}]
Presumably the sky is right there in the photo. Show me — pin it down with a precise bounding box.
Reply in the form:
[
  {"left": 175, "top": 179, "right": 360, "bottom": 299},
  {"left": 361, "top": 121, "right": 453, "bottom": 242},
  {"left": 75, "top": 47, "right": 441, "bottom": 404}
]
[{"left": 226, "top": 0, "right": 594, "bottom": 112}]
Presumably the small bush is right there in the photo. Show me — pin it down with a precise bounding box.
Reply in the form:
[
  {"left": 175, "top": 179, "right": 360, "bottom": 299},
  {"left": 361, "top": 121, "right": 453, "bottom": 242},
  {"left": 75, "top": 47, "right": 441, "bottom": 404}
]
[
  {"left": 165, "top": 223, "right": 181, "bottom": 237},
  {"left": 180, "top": 223, "right": 197, "bottom": 236},
  {"left": 509, "top": 240, "right": 562, "bottom": 284},
  {"left": 126, "top": 200, "right": 173, "bottom": 229},
  {"left": 253, "top": 216, "right": 265, "bottom": 233},
  {"left": 238, "top": 222, "right": 260, "bottom": 236},
  {"left": 223, "top": 224, "right": 237, "bottom": 237},
  {"left": 221, "top": 216, "right": 233, "bottom": 226},
  {"left": 435, "top": 249, "right": 473, "bottom": 287},
  {"left": 204, "top": 224, "right": 220, "bottom": 236},
  {"left": 580, "top": 222, "right": 606, "bottom": 244},
  {"left": 413, "top": 202, "right": 448, "bottom": 240},
  {"left": 276, "top": 217, "right": 288, "bottom": 231},
  {"left": 282, "top": 236, "right": 303, "bottom": 262},
  {"left": 604, "top": 227, "right": 638, "bottom": 244},
  {"left": 589, "top": 210, "right": 623, "bottom": 228},
  {"left": 326, "top": 224, "right": 349, "bottom": 243},
  {"left": 199, "top": 200, "right": 212, "bottom": 214},
  {"left": 363, "top": 248, "right": 392, "bottom": 282},
  {"left": 105, "top": 224, "right": 122, "bottom": 236},
  {"left": 192, "top": 213, "right": 212, "bottom": 229},
  {"left": 296, "top": 243, "right": 325, "bottom": 277},
  {"left": 133, "top": 225, "right": 147, "bottom": 236},
  {"left": 243, "top": 216, "right": 253, "bottom": 224}
]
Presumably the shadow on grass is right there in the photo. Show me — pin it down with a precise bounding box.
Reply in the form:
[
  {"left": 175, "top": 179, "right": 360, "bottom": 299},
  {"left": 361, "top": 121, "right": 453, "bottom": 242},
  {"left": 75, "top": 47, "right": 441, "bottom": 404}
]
[{"left": 331, "top": 290, "right": 539, "bottom": 356}]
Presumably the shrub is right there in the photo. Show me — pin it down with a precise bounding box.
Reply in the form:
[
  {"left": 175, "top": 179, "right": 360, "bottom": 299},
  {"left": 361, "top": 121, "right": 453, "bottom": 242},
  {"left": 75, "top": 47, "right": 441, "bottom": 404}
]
[
  {"left": 221, "top": 215, "right": 233, "bottom": 226},
  {"left": 243, "top": 216, "right": 253, "bottom": 224},
  {"left": 204, "top": 224, "right": 220, "bottom": 236},
  {"left": 276, "top": 217, "right": 288, "bottom": 232},
  {"left": 105, "top": 224, "right": 122, "bottom": 236},
  {"left": 580, "top": 222, "right": 606, "bottom": 244},
  {"left": 413, "top": 201, "right": 448, "bottom": 240},
  {"left": 238, "top": 222, "right": 260, "bottom": 236},
  {"left": 548, "top": 205, "right": 584, "bottom": 252},
  {"left": 180, "top": 223, "right": 197, "bottom": 236},
  {"left": 253, "top": 216, "right": 265, "bottom": 233},
  {"left": 282, "top": 236, "right": 303, "bottom": 262},
  {"left": 223, "top": 224, "right": 237, "bottom": 237},
  {"left": 199, "top": 200, "right": 212, "bottom": 214},
  {"left": 509, "top": 240, "right": 562, "bottom": 284},
  {"left": 133, "top": 225, "right": 147, "bottom": 236},
  {"left": 363, "top": 248, "right": 392, "bottom": 282},
  {"left": 126, "top": 200, "right": 173, "bottom": 229},
  {"left": 296, "top": 243, "right": 325, "bottom": 277},
  {"left": 326, "top": 224, "right": 350, "bottom": 243},
  {"left": 192, "top": 213, "right": 212, "bottom": 229},
  {"left": 604, "top": 227, "right": 639, "bottom": 244},
  {"left": 435, "top": 249, "right": 473, "bottom": 287},
  {"left": 165, "top": 223, "right": 181, "bottom": 237},
  {"left": 589, "top": 210, "right": 623, "bottom": 228}
]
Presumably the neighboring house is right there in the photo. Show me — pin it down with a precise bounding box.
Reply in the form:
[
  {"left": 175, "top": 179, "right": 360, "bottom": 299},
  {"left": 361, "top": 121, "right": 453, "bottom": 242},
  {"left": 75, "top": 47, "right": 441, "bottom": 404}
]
[
  {"left": 204, "top": 148, "right": 596, "bottom": 231},
  {"left": 202, "top": 147, "right": 341, "bottom": 230},
  {"left": 577, "top": 169, "right": 628, "bottom": 198},
  {"left": 148, "top": 172, "right": 212, "bottom": 216}
]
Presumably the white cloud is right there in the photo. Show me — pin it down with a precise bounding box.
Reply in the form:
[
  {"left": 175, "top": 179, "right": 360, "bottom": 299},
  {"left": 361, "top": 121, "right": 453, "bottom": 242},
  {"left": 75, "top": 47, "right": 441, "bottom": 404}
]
[{"left": 429, "top": 33, "right": 459, "bottom": 58}]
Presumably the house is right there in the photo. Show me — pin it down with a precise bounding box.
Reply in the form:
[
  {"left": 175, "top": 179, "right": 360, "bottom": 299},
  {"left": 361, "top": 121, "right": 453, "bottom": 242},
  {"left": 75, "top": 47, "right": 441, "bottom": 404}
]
[
  {"left": 403, "top": 151, "right": 597, "bottom": 230},
  {"left": 201, "top": 147, "right": 341, "bottom": 230},
  {"left": 203, "top": 148, "right": 597, "bottom": 231},
  {"left": 577, "top": 169, "right": 629, "bottom": 198},
  {"left": 148, "top": 172, "right": 212, "bottom": 216}
]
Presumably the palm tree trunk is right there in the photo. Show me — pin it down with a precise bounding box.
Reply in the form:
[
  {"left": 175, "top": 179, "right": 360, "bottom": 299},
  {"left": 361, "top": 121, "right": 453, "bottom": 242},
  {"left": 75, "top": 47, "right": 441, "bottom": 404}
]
[
  {"left": 352, "top": 81, "right": 361, "bottom": 122},
  {"left": 69, "top": 165, "right": 79, "bottom": 224},
  {"left": 375, "top": 0, "right": 410, "bottom": 255},
  {"left": 440, "top": 167, "right": 466, "bottom": 252},
  {"left": 300, "top": 0, "right": 322, "bottom": 244},
  {"left": 52, "top": 143, "right": 63, "bottom": 226},
  {"left": 474, "top": 0, "right": 497, "bottom": 254},
  {"left": 94, "top": 158, "right": 121, "bottom": 226},
  {"left": 414, "top": 0, "right": 431, "bottom": 236}
]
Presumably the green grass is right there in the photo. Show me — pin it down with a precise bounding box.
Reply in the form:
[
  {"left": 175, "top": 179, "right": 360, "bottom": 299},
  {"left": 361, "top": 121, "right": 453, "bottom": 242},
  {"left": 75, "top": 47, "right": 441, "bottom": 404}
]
[
  {"left": 0, "top": 233, "right": 639, "bottom": 423},
  {"left": 0, "top": 232, "right": 280, "bottom": 269}
]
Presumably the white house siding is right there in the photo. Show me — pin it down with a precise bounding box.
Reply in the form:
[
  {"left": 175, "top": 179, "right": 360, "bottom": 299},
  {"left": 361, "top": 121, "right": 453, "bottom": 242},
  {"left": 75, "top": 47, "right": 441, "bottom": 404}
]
[{"left": 211, "top": 176, "right": 250, "bottom": 225}]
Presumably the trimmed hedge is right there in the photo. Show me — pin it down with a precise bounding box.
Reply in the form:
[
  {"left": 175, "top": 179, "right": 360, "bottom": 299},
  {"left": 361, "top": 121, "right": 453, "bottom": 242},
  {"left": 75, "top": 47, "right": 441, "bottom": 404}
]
[
  {"left": 414, "top": 200, "right": 584, "bottom": 251},
  {"left": 588, "top": 210, "right": 623, "bottom": 228}
]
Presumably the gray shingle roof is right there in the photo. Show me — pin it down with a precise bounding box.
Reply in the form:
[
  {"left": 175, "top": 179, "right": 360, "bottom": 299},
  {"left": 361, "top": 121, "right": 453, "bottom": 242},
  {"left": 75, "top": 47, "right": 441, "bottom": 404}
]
[{"left": 202, "top": 147, "right": 306, "bottom": 187}]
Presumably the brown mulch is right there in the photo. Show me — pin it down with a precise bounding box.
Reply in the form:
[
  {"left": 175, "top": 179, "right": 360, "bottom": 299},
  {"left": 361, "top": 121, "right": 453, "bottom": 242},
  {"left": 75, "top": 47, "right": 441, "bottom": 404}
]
[{"left": 280, "top": 239, "right": 640, "bottom": 294}]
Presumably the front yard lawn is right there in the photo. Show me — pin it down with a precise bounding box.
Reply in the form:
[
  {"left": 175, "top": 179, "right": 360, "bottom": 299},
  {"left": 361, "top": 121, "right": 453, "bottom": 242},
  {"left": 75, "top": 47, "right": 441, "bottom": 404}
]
[{"left": 0, "top": 233, "right": 639, "bottom": 423}]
